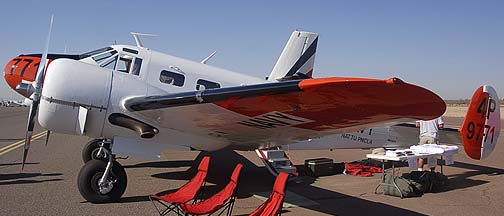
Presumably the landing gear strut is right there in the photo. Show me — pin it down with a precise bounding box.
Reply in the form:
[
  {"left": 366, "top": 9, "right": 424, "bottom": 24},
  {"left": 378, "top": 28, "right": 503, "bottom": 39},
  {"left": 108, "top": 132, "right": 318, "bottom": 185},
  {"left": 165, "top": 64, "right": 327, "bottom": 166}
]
[
  {"left": 77, "top": 147, "right": 127, "bottom": 203},
  {"left": 82, "top": 139, "right": 111, "bottom": 163}
]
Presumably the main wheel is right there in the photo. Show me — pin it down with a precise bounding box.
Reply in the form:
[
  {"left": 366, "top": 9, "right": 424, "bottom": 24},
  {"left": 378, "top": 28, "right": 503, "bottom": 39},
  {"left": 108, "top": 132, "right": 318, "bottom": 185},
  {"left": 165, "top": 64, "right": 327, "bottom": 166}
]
[
  {"left": 82, "top": 139, "right": 110, "bottom": 163},
  {"left": 77, "top": 159, "right": 127, "bottom": 203}
]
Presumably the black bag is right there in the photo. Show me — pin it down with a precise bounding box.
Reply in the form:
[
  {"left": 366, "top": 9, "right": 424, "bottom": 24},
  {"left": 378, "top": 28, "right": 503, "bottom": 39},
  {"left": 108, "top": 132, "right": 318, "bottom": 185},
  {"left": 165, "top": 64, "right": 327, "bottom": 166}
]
[
  {"left": 402, "top": 171, "right": 432, "bottom": 193},
  {"left": 383, "top": 173, "right": 425, "bottom": 197},
  {"left": 428, "top": 172, "right": 449, "bottom": 192}
]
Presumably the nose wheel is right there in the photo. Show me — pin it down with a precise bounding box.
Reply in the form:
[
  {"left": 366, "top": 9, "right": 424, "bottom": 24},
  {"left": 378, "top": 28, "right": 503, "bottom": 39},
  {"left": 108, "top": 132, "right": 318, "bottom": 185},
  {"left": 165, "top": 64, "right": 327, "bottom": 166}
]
[
  {"left": 82, "top": 139, "right": 111, "bottom": 163},
  {"left": 77, "top": 151, "right": 127, "bottom": 203}
]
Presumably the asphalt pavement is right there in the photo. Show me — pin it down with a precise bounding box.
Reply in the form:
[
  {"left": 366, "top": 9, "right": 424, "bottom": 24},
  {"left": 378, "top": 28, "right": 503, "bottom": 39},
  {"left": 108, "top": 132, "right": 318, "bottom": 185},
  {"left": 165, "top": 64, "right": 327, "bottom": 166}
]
[{"left": 0, "top": 107, "right": 503, "bottom": 215}]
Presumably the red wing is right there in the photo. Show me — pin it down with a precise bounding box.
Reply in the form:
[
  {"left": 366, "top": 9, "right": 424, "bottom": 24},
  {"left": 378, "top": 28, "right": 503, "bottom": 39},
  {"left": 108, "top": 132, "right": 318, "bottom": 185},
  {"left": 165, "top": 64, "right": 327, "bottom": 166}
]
[
  {"left": 213, "top": 77, "right": 445, "bottom": 131},
  {"left": 124, "top": 77, "right": 445, "bottom": 146}
]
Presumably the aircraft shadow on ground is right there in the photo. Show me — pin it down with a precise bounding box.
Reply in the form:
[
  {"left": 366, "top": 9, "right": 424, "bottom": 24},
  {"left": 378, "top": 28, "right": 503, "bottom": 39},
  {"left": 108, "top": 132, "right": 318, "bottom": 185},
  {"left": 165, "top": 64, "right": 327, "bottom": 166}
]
[
  {"left": 0, "top": 172, "right": 63, "bottom": 186},
  {"left": 123, "top": 160, "right": 193, "bottom": 169},
  {"left": 123, "top": 149, "right": 425, "bottom": 216},
  {"left": 441, "top": 161, "right": 504, "bottom": 192},
  {"left": 0, "top": 162, "right": 39, "bottom": 167},
  {"left": 0, "top": 138, "right": 24, "bottom": 141},
  {"left": 87, "top": 195, "right": 152, "bottom": 204}
]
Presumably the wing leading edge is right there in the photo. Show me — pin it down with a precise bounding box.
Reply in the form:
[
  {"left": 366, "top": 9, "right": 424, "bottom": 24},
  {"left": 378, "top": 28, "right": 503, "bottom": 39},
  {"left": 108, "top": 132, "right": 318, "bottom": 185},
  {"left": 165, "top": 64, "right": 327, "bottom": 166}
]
[{"left": 125, "top": 80, "right": 302, "bottom": 112}]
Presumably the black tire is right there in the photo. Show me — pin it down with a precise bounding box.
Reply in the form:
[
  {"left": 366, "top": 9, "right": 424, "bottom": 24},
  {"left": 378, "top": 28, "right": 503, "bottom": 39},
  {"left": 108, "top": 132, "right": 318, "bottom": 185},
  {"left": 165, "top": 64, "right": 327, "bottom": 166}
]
[
  {"left": 77, "top": 159, "right": 127, "bottom": 203},
  {"left": 82, "top": 139, "right": 109, "bottom": 163}
]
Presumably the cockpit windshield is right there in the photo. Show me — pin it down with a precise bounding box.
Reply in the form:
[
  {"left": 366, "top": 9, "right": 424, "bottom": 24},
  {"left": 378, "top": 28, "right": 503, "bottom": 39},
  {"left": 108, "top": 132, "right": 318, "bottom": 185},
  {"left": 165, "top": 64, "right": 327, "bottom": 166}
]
[
  {"left": 79, "top": 47, "right": 113, "bottom": 59},
  {"left": 80, "top": 47, "right": 119, "bottom": 69},
  {"left": 79, "top": 47, "right": 142, "bottom": 75}
]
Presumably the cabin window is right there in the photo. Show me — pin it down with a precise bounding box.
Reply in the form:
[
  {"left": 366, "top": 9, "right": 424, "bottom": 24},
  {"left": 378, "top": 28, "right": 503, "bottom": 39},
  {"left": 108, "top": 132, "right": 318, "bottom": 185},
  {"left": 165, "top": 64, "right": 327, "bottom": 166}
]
[
  {"left": 160, "top": 70, "right": 185, "bottom": 87},
  {"left": 117, "top": 54, "right": 133, "bottom": 73},
  {"left": 196, "top": 79, "right": 221, "bottom": 90},
  {"left": 131, "top": 58, "right": 142, "bottom": 76}
]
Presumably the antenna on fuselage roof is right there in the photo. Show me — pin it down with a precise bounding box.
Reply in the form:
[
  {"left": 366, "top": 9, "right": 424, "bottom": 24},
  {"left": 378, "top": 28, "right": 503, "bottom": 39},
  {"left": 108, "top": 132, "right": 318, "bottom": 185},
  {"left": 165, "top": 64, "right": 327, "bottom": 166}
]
[
  {"left": 130, "top": 32, "right": 159, "bottom": 48},
  {"left": 200, "top": 51, "right": 217, "bottom": 64}
]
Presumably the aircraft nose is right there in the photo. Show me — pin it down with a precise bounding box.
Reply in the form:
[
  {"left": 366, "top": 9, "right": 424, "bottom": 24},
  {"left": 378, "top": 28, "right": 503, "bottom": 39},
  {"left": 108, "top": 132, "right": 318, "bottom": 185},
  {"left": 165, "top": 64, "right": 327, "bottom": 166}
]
[{"left": 3, "top": 55, "right": 41, "bottom": 94}]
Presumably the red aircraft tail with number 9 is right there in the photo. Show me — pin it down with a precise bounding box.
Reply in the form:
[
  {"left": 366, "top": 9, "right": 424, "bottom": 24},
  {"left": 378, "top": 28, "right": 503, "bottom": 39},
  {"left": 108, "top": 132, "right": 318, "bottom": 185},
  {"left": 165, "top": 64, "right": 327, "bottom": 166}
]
[{"left": 460, "top": 85, "right": 501, "bottom": 160}]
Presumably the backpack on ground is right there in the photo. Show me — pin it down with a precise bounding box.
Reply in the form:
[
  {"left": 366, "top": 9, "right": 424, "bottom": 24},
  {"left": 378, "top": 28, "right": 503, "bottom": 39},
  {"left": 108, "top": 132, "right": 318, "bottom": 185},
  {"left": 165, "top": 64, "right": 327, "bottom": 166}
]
[{"left": 383, "top": 171, "right": 432, "bottom": 197}]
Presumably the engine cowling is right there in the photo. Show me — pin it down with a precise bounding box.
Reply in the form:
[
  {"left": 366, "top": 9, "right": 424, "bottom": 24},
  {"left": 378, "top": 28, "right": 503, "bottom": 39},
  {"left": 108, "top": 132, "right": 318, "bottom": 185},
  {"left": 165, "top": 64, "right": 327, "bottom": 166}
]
[{"left": 38, "top": 59, "right": 112, "bottom": 138}]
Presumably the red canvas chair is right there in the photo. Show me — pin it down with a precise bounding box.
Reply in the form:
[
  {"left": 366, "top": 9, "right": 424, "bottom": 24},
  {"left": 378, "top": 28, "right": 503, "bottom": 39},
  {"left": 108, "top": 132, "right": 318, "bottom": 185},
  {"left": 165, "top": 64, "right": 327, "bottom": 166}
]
[
  {"left": 179, "top": 163, "right": 243, "bottom": 216},
  {"left": 150, "top": 156, "right": 211, "bottom": 216},
  {"left": 249, "top": 172, "right": 289, "bottom": 216}
]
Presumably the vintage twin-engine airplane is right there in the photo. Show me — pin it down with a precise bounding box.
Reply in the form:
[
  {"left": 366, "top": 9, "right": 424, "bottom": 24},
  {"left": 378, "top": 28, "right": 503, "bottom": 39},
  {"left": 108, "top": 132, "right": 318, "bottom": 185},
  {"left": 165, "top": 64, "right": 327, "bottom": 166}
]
[{"left": 4, "top": 17, "right": 500, "bottom": 203}]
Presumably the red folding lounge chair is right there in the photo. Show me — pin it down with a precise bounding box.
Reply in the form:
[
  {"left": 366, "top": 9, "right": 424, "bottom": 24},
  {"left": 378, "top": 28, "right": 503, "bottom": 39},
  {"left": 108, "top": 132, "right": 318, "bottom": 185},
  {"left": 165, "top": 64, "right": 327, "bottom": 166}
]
[
  {"left": 179, "top": 163, "right": 243, "bottom": 216},
  {"left": 150, "top": 156, "right": 211, "bottom": 216},
  {"left": 248, "top": 172, "right": 289, "bottom": 216}
]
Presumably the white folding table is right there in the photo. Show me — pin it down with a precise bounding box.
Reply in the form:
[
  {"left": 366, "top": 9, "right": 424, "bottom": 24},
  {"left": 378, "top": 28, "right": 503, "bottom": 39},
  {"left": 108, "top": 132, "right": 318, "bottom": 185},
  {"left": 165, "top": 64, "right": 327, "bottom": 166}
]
[{"left": 366, "top": 153, "right": 443, "bottom": 198}]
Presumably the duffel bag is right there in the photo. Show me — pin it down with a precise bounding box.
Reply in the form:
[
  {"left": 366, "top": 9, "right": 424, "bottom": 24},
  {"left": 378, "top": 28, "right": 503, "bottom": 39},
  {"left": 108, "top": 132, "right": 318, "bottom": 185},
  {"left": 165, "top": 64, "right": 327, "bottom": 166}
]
[
  {"left": 428, "top": 172, "right": 449, "bottom": 192},
  {"left": 383, "top": 173, "right": 425, "bottom": 197}
]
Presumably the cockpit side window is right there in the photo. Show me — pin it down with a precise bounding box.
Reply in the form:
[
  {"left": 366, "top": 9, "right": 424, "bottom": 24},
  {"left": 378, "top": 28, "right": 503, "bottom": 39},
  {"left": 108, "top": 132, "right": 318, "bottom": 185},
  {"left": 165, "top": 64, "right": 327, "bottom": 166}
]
[
  {"left": 131, "top": 58, "right": 142, "bottom": 76},
  {"left": 117, "top": 54, "right": 133, "bottom": 73}
]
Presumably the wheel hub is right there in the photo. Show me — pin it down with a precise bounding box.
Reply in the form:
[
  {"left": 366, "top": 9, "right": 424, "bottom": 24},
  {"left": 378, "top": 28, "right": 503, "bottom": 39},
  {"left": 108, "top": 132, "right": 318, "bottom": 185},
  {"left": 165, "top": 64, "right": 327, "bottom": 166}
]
[
  {"left": 91, "top": 172, "right": 116, "bottom": 195},
  {"left": 91, "top": 147, "right": 107, "bottom": 160},
  {"left": 98, "top": 180, "right": 114, "bottom": 194}
]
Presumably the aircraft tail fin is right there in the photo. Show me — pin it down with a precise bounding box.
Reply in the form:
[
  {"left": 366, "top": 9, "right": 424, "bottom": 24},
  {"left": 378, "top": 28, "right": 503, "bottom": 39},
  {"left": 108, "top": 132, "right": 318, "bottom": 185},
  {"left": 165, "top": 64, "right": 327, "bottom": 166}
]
[
  {"left": 267, "top": 30, "right": 318, "bottom": 81},
  {"left": 460, "top": 85, "right": 501, "bottom": 160}
]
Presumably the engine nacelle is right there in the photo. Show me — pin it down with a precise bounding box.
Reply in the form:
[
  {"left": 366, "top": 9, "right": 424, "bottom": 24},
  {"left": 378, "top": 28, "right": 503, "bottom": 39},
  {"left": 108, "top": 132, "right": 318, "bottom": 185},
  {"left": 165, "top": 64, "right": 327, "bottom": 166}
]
[{"left": 38, "top": 59, "right": 112, "bottom": 138}]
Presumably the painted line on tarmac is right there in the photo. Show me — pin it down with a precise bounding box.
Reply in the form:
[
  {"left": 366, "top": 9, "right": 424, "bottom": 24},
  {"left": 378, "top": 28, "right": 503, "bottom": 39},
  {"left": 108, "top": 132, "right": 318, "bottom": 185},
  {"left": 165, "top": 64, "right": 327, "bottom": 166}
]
[{"left": 0, "top": 131, "right": 48, "bottom": 156}]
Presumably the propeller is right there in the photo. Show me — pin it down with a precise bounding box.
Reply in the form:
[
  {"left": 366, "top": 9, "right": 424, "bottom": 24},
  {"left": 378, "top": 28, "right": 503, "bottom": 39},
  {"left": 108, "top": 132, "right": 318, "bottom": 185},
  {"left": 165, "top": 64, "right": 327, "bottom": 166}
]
[
  {"left": 45, "top": 130, "right": 51, "bottom": 146},
  {"left": 21, "top": 15, "right": 54, "bottom": 170}
]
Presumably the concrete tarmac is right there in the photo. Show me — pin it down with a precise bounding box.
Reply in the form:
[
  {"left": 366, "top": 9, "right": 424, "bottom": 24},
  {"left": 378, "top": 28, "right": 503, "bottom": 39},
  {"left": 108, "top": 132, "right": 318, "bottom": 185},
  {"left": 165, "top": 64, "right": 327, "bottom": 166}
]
[{"left": 0, "top": 107, "right": 503, "bottom": 215}]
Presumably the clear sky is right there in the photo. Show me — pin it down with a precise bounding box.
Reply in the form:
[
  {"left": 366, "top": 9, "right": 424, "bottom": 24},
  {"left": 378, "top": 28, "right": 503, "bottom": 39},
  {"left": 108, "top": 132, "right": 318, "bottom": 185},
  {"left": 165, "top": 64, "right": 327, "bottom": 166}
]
[{"left": 1, "top": 0, "right": 502, "bottom": 100}]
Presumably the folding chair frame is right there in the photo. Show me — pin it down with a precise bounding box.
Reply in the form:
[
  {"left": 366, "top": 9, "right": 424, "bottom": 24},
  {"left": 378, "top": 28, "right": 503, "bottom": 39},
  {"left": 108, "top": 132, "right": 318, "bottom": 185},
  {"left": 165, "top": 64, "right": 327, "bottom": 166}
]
[
  {"left": 150, "top": 180, "right": 208, "bottom": 216},
  {"left": 182, "top": 164, "right": 243, "bottom": 216},
  {"left": 248, "top": 172, "right": 289, "bottom": 216}
]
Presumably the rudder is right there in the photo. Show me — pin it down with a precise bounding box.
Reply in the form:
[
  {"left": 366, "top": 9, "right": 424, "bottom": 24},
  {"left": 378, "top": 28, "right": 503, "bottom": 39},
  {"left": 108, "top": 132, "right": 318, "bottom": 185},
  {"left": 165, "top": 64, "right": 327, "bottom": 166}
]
[
  {"left": 460, "top": 85, "right": 501, "bottom": 160},
  {"left": 268, "top": 30, "right": 318, "bottom": 81}
]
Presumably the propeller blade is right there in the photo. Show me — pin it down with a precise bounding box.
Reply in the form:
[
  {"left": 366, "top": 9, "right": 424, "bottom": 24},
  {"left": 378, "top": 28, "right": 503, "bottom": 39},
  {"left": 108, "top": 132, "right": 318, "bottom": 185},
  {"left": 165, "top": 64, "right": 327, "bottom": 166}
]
[
  {"left": 21, "top": 131, "right": 33, "bottom": 170},
  {"left": 21, "top": 101, "right": 39, "bottom": 170},
  {"left": 34, "top": 15, "right": 54, "bottom": 87},
  {"left": 21, "top": 15, "right": 54, "bottom": 171},
  {"left": 45, "top": 130, "right": 51, "bottom": 146}
]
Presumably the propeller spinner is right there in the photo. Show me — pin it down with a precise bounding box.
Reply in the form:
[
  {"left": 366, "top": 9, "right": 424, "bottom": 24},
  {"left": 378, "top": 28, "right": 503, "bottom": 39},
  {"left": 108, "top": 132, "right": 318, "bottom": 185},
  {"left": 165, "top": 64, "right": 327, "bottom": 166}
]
[{"left": 21, "top": 15, "right": 54, "bottom": 170}]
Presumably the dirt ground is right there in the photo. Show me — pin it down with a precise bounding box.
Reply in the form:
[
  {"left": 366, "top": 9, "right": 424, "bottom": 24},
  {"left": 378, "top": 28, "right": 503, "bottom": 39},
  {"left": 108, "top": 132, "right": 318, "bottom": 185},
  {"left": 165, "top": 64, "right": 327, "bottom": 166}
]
[{"left": 444, "top": 105, "right": 503, "bottom": 118}]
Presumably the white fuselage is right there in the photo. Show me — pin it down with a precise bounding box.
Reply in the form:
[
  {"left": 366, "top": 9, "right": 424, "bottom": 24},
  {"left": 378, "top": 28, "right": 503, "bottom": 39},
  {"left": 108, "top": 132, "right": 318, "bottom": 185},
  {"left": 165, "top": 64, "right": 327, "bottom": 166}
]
[
  {"left": 37, "top": 45, "right": 454, "bottom": 159},
  {"left": 38, "top": 45, "right": 269, "bottom": 156}
]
